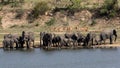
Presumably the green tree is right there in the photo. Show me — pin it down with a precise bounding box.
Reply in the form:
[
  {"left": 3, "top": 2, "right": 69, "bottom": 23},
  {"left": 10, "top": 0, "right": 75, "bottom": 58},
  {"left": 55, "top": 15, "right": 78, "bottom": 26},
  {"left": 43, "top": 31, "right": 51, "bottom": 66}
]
[{"left": 100, "top": 0, "right": 118, "bottom": 17}]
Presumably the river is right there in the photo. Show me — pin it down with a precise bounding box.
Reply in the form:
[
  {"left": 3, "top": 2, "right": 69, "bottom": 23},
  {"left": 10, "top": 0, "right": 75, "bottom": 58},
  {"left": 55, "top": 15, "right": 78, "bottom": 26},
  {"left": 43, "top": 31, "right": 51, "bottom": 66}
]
[{"left": 0, "top": 48, "right": 120, "bottom": 68}]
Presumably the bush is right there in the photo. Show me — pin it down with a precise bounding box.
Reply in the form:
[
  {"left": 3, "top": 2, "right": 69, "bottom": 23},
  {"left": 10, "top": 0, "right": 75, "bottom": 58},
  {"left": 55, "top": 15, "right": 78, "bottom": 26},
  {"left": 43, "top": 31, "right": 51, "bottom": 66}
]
[
  {"left": 45, "top": 18, "right": 55, "bottom": 26},
  {"left": 27, "top": 1, "right": 49, "bottom": 23},
  {"left": 32, "top": 1, "right": 49, "bottom": 18},
  {"left": 10, "top": 25, "right": 18, "bottom": 28},
  {"left": 68, "top": 0, "right": 82, "bottom": 11},
  {"left": 0, "top": 17, "right": 2, "bottom": 25},
  {"left": 90, "top": 20, "right": 97, "bottom": 26},
  {"left": 11, "top": 1, "right": 19, "bottom": 7},
  {"left": 15, "top": 9, "right": 24, "bottom": 19},
  {"left": 99, "top": 0, "right": 118, "bottom": 17}
]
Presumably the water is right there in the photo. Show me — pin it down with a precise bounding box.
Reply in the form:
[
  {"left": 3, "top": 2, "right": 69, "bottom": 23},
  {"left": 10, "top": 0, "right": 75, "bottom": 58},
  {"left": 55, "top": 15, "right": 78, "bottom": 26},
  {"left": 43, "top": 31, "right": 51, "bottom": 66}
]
[{"left": 0, "top": 48, "right": 120, "bottom": 68}]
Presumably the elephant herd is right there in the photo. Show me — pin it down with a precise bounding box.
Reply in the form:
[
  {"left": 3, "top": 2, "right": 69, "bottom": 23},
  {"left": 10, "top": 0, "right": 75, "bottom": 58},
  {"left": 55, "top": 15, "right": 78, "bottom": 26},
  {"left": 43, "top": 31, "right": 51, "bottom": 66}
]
[
  {"left": 3, "top": 29, "right": 117, "bottom": 49},
  {"left": 3, "top": 31, "right": 34, "bottom": 49},
  {"left": 40, "top": 29, "right": 117, "bottom": 48}
]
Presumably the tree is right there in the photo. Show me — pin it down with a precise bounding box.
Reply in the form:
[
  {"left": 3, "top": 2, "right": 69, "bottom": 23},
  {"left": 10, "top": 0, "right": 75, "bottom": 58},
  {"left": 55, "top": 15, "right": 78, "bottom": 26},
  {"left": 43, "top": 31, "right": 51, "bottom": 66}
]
[{"left": 100, "top": 0, "right": 118, "bottom": 17}]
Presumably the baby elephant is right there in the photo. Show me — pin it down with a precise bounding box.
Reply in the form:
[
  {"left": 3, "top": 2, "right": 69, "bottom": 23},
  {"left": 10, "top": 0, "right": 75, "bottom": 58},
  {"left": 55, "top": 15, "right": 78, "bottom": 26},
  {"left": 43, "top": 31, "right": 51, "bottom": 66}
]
[{"left": 99, "top": 29, "right": 117, "bottom": 44}]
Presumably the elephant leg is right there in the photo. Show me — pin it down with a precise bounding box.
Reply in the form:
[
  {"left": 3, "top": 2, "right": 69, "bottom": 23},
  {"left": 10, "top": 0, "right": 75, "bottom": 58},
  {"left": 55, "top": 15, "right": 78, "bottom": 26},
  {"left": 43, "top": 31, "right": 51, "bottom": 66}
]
[
  {"left": 103, "top": 40, "right": 106, "bottom": 45},
  {"left": 26, "top": 41, "right": 29, "bottom": 48},
  {"left": 3, "top": 41, "right": 6, "bottom": 49},
  {"left": 33, "top": 41, "right": 35, "bottom": 47},
  {"left": 10, "top": 42, "right": 14, "bottom": 49},
  {"left": 21, "top": 42, "right": 24, "bottom": 48},
  {"left": 110, "top": 37, "right": 113, "bottom": 44},
  {"left": 15, "top": 42, "right": 19, "bottom": 48},
  {"left": 92, "top": 39, "right": 94, "bottom": 45}
]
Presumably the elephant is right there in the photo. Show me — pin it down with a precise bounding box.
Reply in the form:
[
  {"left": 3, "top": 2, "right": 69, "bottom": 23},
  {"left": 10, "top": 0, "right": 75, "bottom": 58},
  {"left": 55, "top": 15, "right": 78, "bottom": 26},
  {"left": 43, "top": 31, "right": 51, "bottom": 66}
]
[
  {"left": 99, "top": 29, "right": 117, "bottom": 44},
  {"left": 52, "top": 34, "right": 61, "bottom": 48},
  {"left": 64, "top": 33, "right": 75, "bottom": 46},
  {"left": 83, "top": 32, "right": 97, "bottom": 47},
  {"left": 64, "top": 33, "right": 72, "bottom": 39},
  {"left": 60, "top": 38, "right": 69, "bottom": 47},
  {"left": 40, "top": 32, "right": 46, "bottom": 47},
  {"left": 77, "top": 33, "right": 85, "bottom": 46},
  {"left": 3, "top": 34, "right": 19, "bottom": 49},
  {"left": 3, "top": 37, "right": 14, "bottom": 49},
  {"left": 21, "top": 31, "right": 35, "bottom": 48},
  {"left": 42, "top": 33, "right": 52, "bottom": 48},
  {"left": 70, "top": 33, "right": 78, "bottom": 47}
]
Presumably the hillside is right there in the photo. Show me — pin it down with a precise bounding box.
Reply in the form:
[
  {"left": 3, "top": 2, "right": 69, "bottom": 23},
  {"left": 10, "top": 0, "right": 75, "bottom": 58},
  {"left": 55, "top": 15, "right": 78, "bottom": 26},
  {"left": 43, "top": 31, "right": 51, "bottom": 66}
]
[{"left": 0, "top": 0, "right": 120, "bottom": 46}]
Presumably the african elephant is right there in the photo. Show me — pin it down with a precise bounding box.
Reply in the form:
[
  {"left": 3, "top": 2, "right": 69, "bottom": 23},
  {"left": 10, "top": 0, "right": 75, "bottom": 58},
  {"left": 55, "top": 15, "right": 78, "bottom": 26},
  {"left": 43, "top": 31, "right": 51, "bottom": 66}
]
[
  {"left": 3, "top": 34, "right": 19, "bottom": 49},
  {"left": 40, "top": 32, "right": 46, "bottom": 47},
  {"left": 77, "top": 33, "right": 85, "bottom": 46},
  {"left": 70, "top": 33, "right": 78, "bottom": 47},
  {"left": 99, "top": 29, "right": 117, "bottom": 44},
  {"left": 21, "top": 31, "right": 35, "bottom": 48},
  {"left": 60, "top": 38, "right": 69, "bottom": 47},
  {"left": 3, "top": 37, "right": 14, "bottom": 49},
  {"left": 42, "top": 33, "right": 52, "bottom": 48},
  {"left": 83, "top": 32, "right": 97, "bottom": 47},
  {"left": 52, "top": 34, "right": 61, "bottom": 48}
]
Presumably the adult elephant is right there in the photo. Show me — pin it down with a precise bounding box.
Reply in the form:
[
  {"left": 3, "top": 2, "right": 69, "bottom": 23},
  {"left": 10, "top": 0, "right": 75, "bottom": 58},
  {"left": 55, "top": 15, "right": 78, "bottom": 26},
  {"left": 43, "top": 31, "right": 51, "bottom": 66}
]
[
  {"left": 99, "top": 29, "right": 117, "bottom": 44},
  {"left": 70, "top": 33, "right": 78, "bottom": 47},
  {"left": 77, "top": 33, "right": 85, "bottom": 46},
  {"left": 3, "top": 34, "right": 19, "bottom": 49},
  {"left": 83, "top": 32, "right": 97, "bottom": 47},
  {"left": 40, "top": 32, "right": 46, "bottom": 47},
  {"left": 43, "top": 33, "right": 52, "bottom": 48},
  {"left": 52, "top": 34, "right": 61, "bottom": 48},
  {"left": 21, "top": 31, "right": 35, "bottom": 48}
]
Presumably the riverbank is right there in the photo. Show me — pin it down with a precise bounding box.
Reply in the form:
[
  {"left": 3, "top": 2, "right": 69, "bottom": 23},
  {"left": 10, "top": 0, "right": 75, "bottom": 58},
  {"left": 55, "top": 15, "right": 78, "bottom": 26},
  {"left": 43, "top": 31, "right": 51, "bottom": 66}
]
[{"left": 0, "top": 43, "right": 119, "bottom": 49}]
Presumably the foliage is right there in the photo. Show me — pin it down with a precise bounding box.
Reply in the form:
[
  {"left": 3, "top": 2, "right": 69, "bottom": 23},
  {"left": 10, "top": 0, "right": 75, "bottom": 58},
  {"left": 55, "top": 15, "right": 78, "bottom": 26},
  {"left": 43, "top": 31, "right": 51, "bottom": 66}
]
[
  {"left": 99, "top": 0, "right": 118, "bottom": 17},
  {"left": 32, "top": 1, "right": 49, "bottom": 18},
  {"left": 68, "top": 0, "right": 82, "bottom": 11},
  {"left": 11, "top": 1, "right": 20, "bottom": 7},
  {"left": 1, "top": 0, "right": 24, "bottom": 7},
  {"left": 45, "top": 18, "right": 55, "bottom": 26},
  {"left": 15, "top": 8, "right": 24, "bottom": 19},
  {"left": 27, "top": 1, "right": 49, "bottom": 23},
  {"left": 90, "top": 20, "right": 97, "bottom": 26},
  {"left": 10, "top": 25, "right": 18, "bottom": 28},
  {"left": 0, "top": 17, "right": 2, "bottom": 25}
]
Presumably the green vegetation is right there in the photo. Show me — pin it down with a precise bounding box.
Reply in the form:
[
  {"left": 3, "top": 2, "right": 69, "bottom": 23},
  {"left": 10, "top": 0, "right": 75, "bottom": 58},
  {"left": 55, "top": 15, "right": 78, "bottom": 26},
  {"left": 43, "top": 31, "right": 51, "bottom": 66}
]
[
  {"left": 15, "top": 8, "right": 24, "bottom": 19},
  {"left": 68, "top": 0, "right": 82, "bottom": 11},
  {"left": 27, "top": 1, "right": 50, "bottom": 23},
  {"left": 45, "top": 18, "right": 55, "bottom": 26},
  {"left": 100, "top": 0, "right": 118, "bottom": 17},
  {"left": 90, "top": 20, "right": 97, "bottom": 26},
  {"left": 10, "top": 24, "right": 18, "bottom": 28},
  {"left": 32, "top": 1, "right": 49, "bottom": 17},
  {"left": 0, "top": 16, "right": 2, "bottom": 25}
]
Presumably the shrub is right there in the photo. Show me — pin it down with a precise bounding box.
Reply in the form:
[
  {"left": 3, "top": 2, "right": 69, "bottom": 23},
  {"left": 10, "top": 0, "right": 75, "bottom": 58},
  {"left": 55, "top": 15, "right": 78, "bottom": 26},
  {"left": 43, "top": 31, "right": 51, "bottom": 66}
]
[
  {"left": 45, "top": 18, "right": 55, "bottom": 26},
  {"left": 15, "top": 8, "right": 24, "bottom": 19},
  {"left": 68, "top": 0, "right": 82, "bottom": 11},
  {"left": 32, "top": 1, "right": 49, "bottom": 18},
  {"left": 0, "top": 17, "right": 2, "bottom": 25},
  {"left": 27, "top": 1, "right": 49, "bottom": 23},
  {"left": 10, "top": 25, "right": 18, "bottom": 28},
  {"left": 99, "top": 0, "right": 118, "bottom": 17},
  {"left": 90, "top": 20, "right": 97, "bottom": 26}
]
